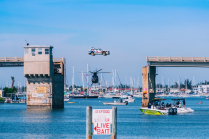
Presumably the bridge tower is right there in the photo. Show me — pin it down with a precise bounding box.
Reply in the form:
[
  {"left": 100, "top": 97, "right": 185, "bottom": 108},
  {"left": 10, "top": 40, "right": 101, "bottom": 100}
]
[
  {"left": 142, "top": 66, "right": 156, "bottom": 107},
  {"left": 24, "top": 45, "right": 64, "bottom": 108}
]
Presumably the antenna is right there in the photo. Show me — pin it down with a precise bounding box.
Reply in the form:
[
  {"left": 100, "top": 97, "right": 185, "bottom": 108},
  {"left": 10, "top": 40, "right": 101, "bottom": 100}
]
[{"left": 25, "top": 39, "right": 29, "bottom": 46}]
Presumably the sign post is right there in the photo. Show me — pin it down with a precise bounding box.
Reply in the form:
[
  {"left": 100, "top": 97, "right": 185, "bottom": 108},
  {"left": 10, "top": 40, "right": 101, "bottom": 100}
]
[
  {"left": 111, "top": 107, "right": 117, "bottom": 139},
  {"left": 86, "top": 106, "right": 92, "bottom": 139}
]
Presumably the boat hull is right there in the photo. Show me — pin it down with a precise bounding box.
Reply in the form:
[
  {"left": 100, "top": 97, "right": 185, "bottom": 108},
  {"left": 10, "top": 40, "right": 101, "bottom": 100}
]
[
  {"left": 123, "top": 99, "right": 135, "bottom": 103},
  {"left": 103, "top": 102, "right": 128, "bottom": 105},
  {"left": 69, "top": 95, "right": 98, "bottom": 99},
  {"left": 140, "top": 108, "right": 167, "bottom": 115}
]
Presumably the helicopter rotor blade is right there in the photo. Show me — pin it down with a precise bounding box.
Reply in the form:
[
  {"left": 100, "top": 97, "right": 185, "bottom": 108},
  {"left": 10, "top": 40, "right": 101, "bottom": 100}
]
[
  {"left": 96, "top": 69, "right": 103, "bottom": 73},
  {"left": 98, "top": 72, "right": 112, "bottom": 73}
]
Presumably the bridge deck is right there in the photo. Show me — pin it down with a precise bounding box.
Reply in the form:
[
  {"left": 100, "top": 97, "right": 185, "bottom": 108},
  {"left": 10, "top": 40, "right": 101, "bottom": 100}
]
[
  {"left": 0, "top": 57, "right": 65, "bottom": 67},
  {"left": 147, "top": 56, "right": 209, "bottom": 62},
  {"left": 147, "top": 57, "right": 209, "bottom": 67}
]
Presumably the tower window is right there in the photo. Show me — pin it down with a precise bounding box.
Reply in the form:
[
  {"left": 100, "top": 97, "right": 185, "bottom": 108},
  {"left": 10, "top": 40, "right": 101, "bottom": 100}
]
[
  {"left": 31, "top": 48, "right": 36, "bottom": 56},
  {"left": 45, "top": 49, "right": 50, "bottom": 54},
  {"left": 38, "top": 48, "right": 42, "bottom": 55},
  {"left": 25, "top": 48, "right": 29, "bottom": 55}
]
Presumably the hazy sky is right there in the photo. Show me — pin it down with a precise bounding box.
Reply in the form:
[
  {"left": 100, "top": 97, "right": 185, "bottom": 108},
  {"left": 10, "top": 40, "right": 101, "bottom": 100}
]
[{"left": 0, "top": 0, "right": 209, "bottom": 87}]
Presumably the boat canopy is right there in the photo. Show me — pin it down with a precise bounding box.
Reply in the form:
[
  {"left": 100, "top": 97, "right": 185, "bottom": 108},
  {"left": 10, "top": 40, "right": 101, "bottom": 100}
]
[
  {"left": 171, "top": 99, "right": 183, "bottom": 101},
  {"left": 112, "top": 97, "right": 121, "bottom": 99}
]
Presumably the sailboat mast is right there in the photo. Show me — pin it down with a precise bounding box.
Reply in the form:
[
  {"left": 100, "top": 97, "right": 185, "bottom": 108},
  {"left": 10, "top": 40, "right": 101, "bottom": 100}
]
[
  {"left": 82, "top": 71, "right": 84, "bottom": 91},
  {"left": 101, "top": 73, "right": 102, "bottom": 92},
  {"left": 87, "top": 63, "right": 89, "bottom": 95},
  {"left": 72, "top": 66, "right": 74, "bottom": 93}
]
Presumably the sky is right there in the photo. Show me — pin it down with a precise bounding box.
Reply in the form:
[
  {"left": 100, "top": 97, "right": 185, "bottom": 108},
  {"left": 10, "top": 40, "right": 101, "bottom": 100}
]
[{"left": 0, "top": 0, "right": 209, "bottom": 88}]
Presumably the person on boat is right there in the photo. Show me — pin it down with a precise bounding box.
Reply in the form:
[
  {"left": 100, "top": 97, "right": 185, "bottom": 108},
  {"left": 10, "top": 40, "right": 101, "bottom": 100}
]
[
  {"left": 166, "top": 103, "right": 169, "bottom": 108},
  {"left": 120, "top": 98, "right": 122, "bottom": 103},
  {"left": 183, "top": 97, "right": 186, "bottom": 107},
  {"left": 168, "top": 103, "right": 171, "bottom": 107},
  {"left": 154, "top": 101, "right": 158, "bottom": 106},
  {"left": 176, "top": 101, "right": 180, "bottom": 106},
  {"left": 179, "top": 102, "right": 181, "bottom": 107},
  {"left": 161, "top": 102, "right": 165, "bottom": 109}
]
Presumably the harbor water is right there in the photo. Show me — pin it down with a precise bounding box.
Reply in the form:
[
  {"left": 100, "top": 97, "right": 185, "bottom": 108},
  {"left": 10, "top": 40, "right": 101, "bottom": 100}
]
[{"left": 0, "top": 97, "right": 209, "bottom": 139}]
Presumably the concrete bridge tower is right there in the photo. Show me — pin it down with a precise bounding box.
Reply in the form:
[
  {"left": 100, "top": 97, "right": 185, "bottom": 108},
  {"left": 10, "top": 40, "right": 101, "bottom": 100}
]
[
  {"left": 24, "top": 45, "right": 64, "bottom": 108},
  {"left": 142, "top": 66, "right": 156, "bottom": 107}
]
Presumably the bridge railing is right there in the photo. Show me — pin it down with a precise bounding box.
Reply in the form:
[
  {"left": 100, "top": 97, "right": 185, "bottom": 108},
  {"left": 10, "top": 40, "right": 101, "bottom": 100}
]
[
  {"left": 0, "top": 57, "right": 65, "bottom": 63},
  {"left": 0, "top": 57, "right": 24, "bottom": 62},
  {"left": 147, "top": 56, "right": 209, "bottom": 62},
  {"left": 53, "top": 58, "right": 65, "bottom": 63}
]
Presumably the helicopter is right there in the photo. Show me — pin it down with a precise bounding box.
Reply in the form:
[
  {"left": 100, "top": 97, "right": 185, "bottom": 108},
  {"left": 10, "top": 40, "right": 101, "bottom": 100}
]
[{"left": 88, "top": 69, "right": 111, "bottom": 86}]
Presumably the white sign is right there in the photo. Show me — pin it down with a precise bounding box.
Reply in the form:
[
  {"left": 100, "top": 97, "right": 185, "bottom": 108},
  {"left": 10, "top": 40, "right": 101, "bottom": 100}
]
[
  {"left": 92, "top": 109, "right": 112, "bottom": 135},
  {"left": 32, "top": 93, "right": 38, "bottom": 97},
  {"left": 38, "top": 93, "right": 44, "bottom": 98}
]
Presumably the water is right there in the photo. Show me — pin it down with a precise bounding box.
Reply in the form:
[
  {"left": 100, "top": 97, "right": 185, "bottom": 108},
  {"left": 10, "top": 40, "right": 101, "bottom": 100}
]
[{"left": 0, "top": 97, "right": 209, "bottom": 139}]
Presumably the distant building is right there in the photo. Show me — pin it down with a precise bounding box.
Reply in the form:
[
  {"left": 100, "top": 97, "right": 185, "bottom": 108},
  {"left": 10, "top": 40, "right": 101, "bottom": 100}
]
[
  {"left": 198, "top": 85, "right": 209, "bottom": 94},
  {"left": 192, "top": 85, "right": 198, "bottom": 94},
  {"left": 169, "top": 88, "right": 179, "bottom": 93},
  {"left": 0, "top": 90, "right": 5, "bottom": 97},
  {"left": 156, "top": 88, "right": 166, "bottom": 93}
]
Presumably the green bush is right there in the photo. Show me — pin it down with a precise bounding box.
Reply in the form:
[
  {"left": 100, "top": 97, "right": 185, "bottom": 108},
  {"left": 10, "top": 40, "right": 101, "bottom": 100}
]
[{"left": 0, "top": 97, "right": 4, "bottom": 101}]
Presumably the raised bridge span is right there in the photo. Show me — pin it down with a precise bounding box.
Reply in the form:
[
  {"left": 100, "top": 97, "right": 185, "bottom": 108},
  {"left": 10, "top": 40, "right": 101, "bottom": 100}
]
[
  {"left": 142, "top": 56, "right": 209, "bottom": 108},
  {"left": 0, "top": 57, "right": 65, "bottom": 67},
  {"left": 147, "top": 56, "right": 209, "bottom": 67}
]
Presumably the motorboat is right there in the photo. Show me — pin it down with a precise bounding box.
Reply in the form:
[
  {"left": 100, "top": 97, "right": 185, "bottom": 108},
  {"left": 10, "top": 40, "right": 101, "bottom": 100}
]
[
  {"left": 133, "top": 93, "right": 142, "bottom": 98},
  {"left": 205, "top": 96, "right": 209, "bottom": 99},
  {"left": 103, "top": 97, "right": 128, "bottom": 105},
  {"left": 103, "top": 93, "right": 117, "bottom": 98},
  {"left": 123, "top": 96, "right": 135, "bottom": 103},
  {"left": 176, "top": 107, "right": 194, "bottom": 113},
  {"left": 140, "top": 98, "right": 194, "bottom": 115},
  {"left": 171, "top": 99, "right": 194, "bottom": 113},
  {"left": 140, "top": 98, "right": 177, "bottom": 115},
  {"left": 64, "top": 98, "right": 69, "bottom": 102}
]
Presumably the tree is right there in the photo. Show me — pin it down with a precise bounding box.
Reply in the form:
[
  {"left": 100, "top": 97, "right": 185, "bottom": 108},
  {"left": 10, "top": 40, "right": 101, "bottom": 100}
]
[{"left": 3, "top": 86, "right": 17, "bottom": 93}]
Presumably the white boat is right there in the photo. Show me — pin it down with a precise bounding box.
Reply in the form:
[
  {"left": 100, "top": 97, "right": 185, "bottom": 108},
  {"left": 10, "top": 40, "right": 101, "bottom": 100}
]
[
  {"left": 133, "top": 93, "right": 142, "bottom": 98},
  {"left": 64, "top": 98, "right": 69, "bottom": 102},
  {"left": 171, "top": 98, "right": 194, "bottom": 113},
  {"left": 123, "top": 96, "right": 135, "bottom": 103},
  {"left": 103, "top": 93, "right": 117, "bottom": 98},
  {"left": 177, "top": 107, "right": 194, "bottom": 113},
  {"left": 103, "top": 97, "right": 128, "bottom": 105},
  {"left": 119, "top": 94, "right": 129, "bottom": 98}
]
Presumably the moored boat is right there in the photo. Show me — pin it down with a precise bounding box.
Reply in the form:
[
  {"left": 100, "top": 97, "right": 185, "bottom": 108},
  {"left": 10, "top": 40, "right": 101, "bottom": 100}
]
[
  {"left": 103, "top": 97, "right": 128, "bottom": 105},
  {"left": 123, "top": 96, "right": 135, "bottom": 103}
]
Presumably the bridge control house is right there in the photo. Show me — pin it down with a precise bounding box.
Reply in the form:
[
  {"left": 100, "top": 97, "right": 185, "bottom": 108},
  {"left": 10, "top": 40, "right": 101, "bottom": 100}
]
[{"left": 24, "top": 45, "right": 64, "bottom": 108}]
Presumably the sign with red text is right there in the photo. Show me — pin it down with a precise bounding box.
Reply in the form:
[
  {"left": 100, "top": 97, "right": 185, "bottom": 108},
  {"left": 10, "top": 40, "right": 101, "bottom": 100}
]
[{"left": 92, "top": 109, "right": 112, "bottom": 135}]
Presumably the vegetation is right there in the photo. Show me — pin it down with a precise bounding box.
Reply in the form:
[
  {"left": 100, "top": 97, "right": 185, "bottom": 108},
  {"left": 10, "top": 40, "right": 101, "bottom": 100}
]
[
  {"left": 3, "top": 87, "right": 17, "bottom": 93},
  {"left": 0, "top": 97, "right": 4, "bottom": 101}
]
